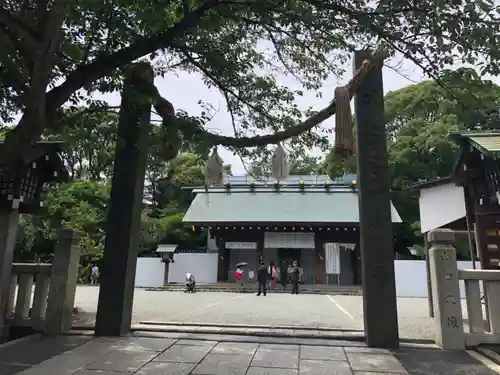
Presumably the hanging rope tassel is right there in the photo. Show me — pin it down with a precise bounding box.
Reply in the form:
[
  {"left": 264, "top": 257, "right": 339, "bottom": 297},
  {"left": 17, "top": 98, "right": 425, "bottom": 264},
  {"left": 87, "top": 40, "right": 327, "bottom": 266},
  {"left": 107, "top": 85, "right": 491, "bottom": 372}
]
[
  {"left": 333, "top": 86, "right": 354, "bottom": 160},
  {"left": 205, "top": 148, "right": 224, "bottom": 186},
  {"left": 271, "top": 143, "right": 289, "bottom": 183}
]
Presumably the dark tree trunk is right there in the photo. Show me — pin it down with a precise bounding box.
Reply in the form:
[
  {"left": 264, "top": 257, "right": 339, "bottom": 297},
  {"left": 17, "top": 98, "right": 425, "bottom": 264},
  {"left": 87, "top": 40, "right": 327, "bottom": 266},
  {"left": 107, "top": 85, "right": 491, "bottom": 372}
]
[
  {"left": 354, "top": 50, "right": 399, "bottom": 348},
  {"left": 94, "top": 63, "right": 153, "bottom": 336}
]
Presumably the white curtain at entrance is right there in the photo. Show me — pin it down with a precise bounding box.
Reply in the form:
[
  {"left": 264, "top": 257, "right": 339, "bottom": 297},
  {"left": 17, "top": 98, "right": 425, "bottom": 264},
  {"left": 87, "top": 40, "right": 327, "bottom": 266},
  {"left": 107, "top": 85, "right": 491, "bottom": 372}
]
[
  {"left": 264, "top": 232, "right": 315, "bottom": 249},
  {"left": 325, "top": 243, "right": 340, "bottom": 274},
  {"left": 324, "top": 243, "right": 355, "bottom": 275}
]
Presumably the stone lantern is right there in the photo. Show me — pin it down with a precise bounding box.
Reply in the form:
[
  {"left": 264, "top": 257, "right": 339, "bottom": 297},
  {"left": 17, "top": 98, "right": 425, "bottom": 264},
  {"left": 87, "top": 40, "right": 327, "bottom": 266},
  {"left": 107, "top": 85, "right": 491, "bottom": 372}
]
[{"left": 0, "top": 141, "right": 69, "bottom": 333}]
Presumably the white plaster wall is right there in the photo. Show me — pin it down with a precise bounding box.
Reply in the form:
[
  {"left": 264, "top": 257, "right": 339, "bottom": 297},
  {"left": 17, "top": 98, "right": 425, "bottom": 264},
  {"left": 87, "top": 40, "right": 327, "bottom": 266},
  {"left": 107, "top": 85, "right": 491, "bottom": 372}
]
[
  {"left": 419, "top": 183, "right": 466, "bottom": 233},
  {"left": 168, "top": 253, "right": 218, "bottom": 284},
  {"left": 394, "top": 260, "right": 480, "bottom": 299},
  {"left": 135, "top": 257, "right": 165, "bottom": 288},
  {"left": 134, "top": 257, "right": 481, "bottom": 296}
]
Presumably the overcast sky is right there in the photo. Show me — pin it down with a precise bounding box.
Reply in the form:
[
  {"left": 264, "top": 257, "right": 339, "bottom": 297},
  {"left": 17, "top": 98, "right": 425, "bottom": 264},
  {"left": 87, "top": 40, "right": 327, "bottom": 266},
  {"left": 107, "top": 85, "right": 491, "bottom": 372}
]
[{"left": 94, "top": 55, "right": 499, "bottom": 175}]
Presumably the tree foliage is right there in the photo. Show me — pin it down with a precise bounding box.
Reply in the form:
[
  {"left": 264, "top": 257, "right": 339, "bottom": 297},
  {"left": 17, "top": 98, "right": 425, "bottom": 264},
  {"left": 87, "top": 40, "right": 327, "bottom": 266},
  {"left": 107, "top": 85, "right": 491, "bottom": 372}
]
[
  {"left": 1, "top": 0, "right": 500, "bottom": 164},
  {"left": 324, "top": 69, "right": 500, "bottom": 256},
  {"left": 4, "top": 0, "right": 500, "bottom": 266}
]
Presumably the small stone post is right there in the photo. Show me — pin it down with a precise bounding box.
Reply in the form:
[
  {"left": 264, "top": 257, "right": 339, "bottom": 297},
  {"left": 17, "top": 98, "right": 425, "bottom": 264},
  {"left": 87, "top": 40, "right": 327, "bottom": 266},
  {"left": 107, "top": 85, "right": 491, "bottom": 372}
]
[
  {"left": 45, "top": 229, "right": 81, "bottom": 334},
  {"left": 428, "top": 229, "right": 465, "bottom": 350}
]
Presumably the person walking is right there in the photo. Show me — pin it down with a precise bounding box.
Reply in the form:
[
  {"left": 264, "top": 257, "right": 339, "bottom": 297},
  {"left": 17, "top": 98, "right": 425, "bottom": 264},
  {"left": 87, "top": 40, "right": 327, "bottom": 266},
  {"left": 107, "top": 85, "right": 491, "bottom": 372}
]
[
  {"left": 279, "top": 260, "right": 288, "bottom": 290},
  {"left": 290, "top": 260, "right": 300, "bottom": 295},
  {"left": 257, "top": 260, "right": 268, "bottom": 296}
]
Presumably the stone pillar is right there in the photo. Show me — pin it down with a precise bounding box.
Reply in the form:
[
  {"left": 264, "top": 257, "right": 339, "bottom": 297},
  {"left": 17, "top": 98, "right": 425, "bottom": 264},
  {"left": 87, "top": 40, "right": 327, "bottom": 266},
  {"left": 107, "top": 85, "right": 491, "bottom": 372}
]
[
  {"left": 0, "top": 209, "right": 19, "bottom": 337},
  {"left": 354, "top": 50, "right": 399, "bottom": 348},
  {"left": 428, "top": 229, "right": 465, "bottom": 350},
  {"left": 95, "top": 63, "right": 153, "bottom": 336},
  {"left": 45, "top": 229, "right": 82, "bottom": 334}
]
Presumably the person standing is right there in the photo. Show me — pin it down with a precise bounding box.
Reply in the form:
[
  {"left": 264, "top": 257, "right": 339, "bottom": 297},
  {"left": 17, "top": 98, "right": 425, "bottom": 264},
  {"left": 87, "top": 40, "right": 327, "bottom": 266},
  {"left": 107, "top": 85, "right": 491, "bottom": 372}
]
[
  {"left": 235, "top": 266, "right": 244, "bottom": 289},
  {"left": 257, "top": 260, "right": 268, "bottom": 296},
  {"left": 268, "top": 261, "right": 277, "bottom": 290},
  {"left": 91, "top": 265, "right": 99, "bottom": 285},
  {"left": 290, "top": 260, "right": 300, "bottom": 295},
  {"left": 279, "top": 260, "right": 288, "bottom": 290}
]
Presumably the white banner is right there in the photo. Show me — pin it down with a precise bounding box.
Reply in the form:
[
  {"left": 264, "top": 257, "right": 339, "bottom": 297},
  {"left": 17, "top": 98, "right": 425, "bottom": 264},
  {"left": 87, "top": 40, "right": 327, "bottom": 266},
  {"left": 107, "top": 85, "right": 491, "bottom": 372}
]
[{"left": 325, "top": 243, "right": 340, "bottom": 274}]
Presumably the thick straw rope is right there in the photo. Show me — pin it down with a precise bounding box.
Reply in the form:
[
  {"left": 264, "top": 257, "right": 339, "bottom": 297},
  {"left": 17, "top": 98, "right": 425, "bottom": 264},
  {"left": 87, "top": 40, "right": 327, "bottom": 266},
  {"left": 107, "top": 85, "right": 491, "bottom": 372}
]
[{"left": 333, "top": 48, "right": 388, "bottom": 159}]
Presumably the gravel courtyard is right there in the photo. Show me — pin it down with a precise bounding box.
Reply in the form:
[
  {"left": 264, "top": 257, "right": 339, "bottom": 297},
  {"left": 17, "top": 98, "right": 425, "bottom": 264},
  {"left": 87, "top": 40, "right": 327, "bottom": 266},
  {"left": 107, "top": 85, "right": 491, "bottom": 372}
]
[{"left": 74, "top": 286, "right": 444, "bottom": 341}]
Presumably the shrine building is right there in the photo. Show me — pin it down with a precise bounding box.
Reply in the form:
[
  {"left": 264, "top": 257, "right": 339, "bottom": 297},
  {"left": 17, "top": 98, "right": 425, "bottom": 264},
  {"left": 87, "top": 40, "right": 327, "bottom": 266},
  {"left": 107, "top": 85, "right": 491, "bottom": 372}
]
[{"left": 182, "top": 174, "right": 403, "bottom": 285}]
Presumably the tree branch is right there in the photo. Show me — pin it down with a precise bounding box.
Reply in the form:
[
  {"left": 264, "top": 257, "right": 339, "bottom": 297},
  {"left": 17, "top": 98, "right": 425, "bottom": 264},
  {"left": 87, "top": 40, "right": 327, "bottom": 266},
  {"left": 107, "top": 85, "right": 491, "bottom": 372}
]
[
  {"left": 148, "top": 45, "right": 389, "bottom": 148},
  {"left": 44, "top": 0, "right": 224, "bottom": 115},
  {"left": 0, "top": 7, "right": 37, "bottom": 60},
  {"left": 0, "top": 6, "right": 38, "bottom": 42}
]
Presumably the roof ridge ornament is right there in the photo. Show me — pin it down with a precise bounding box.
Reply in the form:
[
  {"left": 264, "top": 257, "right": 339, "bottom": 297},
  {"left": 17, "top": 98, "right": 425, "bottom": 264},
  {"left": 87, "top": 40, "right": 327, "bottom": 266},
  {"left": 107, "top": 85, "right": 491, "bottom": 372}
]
[{"left": 271, "top": 143, "right": 289, "bottom": 184}]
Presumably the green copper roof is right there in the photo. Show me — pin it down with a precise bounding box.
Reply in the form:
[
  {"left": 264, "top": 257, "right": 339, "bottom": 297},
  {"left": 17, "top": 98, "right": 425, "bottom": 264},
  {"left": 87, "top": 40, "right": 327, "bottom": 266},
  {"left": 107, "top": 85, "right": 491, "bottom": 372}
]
[
  {"left": 450, "top": 131, "right": 500, "bottom": 159},
  {"left": 183, "top": 188, "right": 402, "bottom": 224}
]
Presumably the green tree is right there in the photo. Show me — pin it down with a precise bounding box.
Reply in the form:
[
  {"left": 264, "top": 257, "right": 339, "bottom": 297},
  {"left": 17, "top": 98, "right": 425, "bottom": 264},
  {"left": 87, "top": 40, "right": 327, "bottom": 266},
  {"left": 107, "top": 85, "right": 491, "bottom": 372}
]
[
  {"left": 289, "top": 155, "right": 326, "bottom": 175},
  {"left": 1, "top": 0, "right": 499, "bottom": 165},
  {"left": 385, "top": 68, "right": 500, "bottom": 189},
  {"left": 323, "top": 69, "right": 500, "bottom": 256},
  {"left": 157, "top": 212, "right": 206, "bottom": 249},
  {"left": 46, "top": 109, "right": 119, "bottom": 181},
  {"left": 153, "top": 151, "right": 232, "bottom": 211},
  {"left": 385, "top": 68, "right": 500, "bottom": 138},
  {"left": 154, "top": 152, "right": 206, "bottom": 213},
  {"left": 17, "top": 181, "right": 110, "bottom": 264}
]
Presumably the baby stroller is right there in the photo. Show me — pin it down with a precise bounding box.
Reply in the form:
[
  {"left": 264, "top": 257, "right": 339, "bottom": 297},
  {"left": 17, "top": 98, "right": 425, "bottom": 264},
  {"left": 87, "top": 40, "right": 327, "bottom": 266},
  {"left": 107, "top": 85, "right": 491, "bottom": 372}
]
[{"left": 185, "top": 272, "right": 196, "bottom": 293}]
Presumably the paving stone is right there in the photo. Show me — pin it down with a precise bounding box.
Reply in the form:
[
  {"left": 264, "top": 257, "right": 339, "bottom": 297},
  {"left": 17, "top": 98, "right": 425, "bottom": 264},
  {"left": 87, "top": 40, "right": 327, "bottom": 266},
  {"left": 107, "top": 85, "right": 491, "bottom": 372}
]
[
  {"left": 297, "top": 339, "right": 365, "bottom": 347},
  {"left": 136, "top": 362, "right": 197, "bottom": 375},
  {"left": 260, "top": 344, "right": 299, "bottom": 351},
  {"left": 251, "top": 349, "right": 298, "bottom": 369},
  {"left": 394, "top": 347, "right": 495, "bottom": 375},
  {"left": 135, "top": 332, "right": 186, "bottom": 340},
  {"left": 300, "top": 345, "right": 347, "bottom": 361},
  {"left": 73, "top": 371, "right": 130, "bottom": 375},
  {"left": 176, "top": 340, "right": 217, "bottom": 347},
  {"left": 308, "top": 340, "right": 366, "bottom": 347},
  {"left": 246, "top": 367, "right": 298, "bottom": 375},
  {"left": 0, "top": 363, "right": 30, "bottom": 375},
  {"left": 123, "top": 337, "right": 177, "bottom": 352},
  {"left": 299, "top": 359, "right": 352, "bottom": 375},
  {"left": 344, "top": 347, "right": 391, "bottom": 355},
  {"left": 354, "top": 372, "right": 407, "bottom": 375},
  {"left": 66, "top": 339, "right": 129, "bottom": 357},
  {"left": 84, "top": 349, "right": 158, "bottom": 372},
  {"left": 92, "top": 336, "right": 137, "bottom": 343},
  {"left": 347, "top": 352, "right": 407, "bottom": 373},
  {"left": 192, "top": 354, "right": 252, "bottom": 375},
  {"left": 211, "top": 342, "right": 258, "bottom": 355},
  {"left": 0, "top": 335, "right": 90, "bottom": 366},
  {"left": 154, "top": 344, "right": 211, "bottom": 363},
  {"left": 12, "top": 348, "right": 116, "bottom": 375}
]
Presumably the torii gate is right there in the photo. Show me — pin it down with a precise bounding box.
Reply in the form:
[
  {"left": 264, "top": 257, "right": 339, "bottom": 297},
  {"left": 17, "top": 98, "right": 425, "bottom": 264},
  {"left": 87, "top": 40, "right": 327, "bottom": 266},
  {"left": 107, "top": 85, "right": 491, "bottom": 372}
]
[{"left": 93, "top": 50, "right": 400, "bottom": 349}]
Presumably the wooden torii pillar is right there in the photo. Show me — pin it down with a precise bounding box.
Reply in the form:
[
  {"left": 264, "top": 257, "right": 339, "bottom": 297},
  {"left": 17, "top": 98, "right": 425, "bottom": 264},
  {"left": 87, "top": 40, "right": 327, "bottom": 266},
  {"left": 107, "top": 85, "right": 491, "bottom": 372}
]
[{"left": 354, "top": 50, "right": 399, "bottom": 348}]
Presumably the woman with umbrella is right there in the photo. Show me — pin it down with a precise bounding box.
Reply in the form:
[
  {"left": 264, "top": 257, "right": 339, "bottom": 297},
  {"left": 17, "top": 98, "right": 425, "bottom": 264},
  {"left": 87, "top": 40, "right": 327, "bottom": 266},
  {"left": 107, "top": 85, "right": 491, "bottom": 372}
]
[{"left": 235, "top": 262, "right": 248, "bottom": 289}]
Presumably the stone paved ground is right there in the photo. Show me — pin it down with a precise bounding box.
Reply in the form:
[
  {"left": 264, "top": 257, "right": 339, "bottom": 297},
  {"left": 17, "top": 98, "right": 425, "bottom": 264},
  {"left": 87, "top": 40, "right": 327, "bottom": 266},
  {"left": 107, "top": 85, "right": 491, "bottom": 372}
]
[
  {"left": 1, "top": 332, "right": 498, "bottom": 375},
  {"left": 74, "top": 286, "right": 459, "bottom": 341}
]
